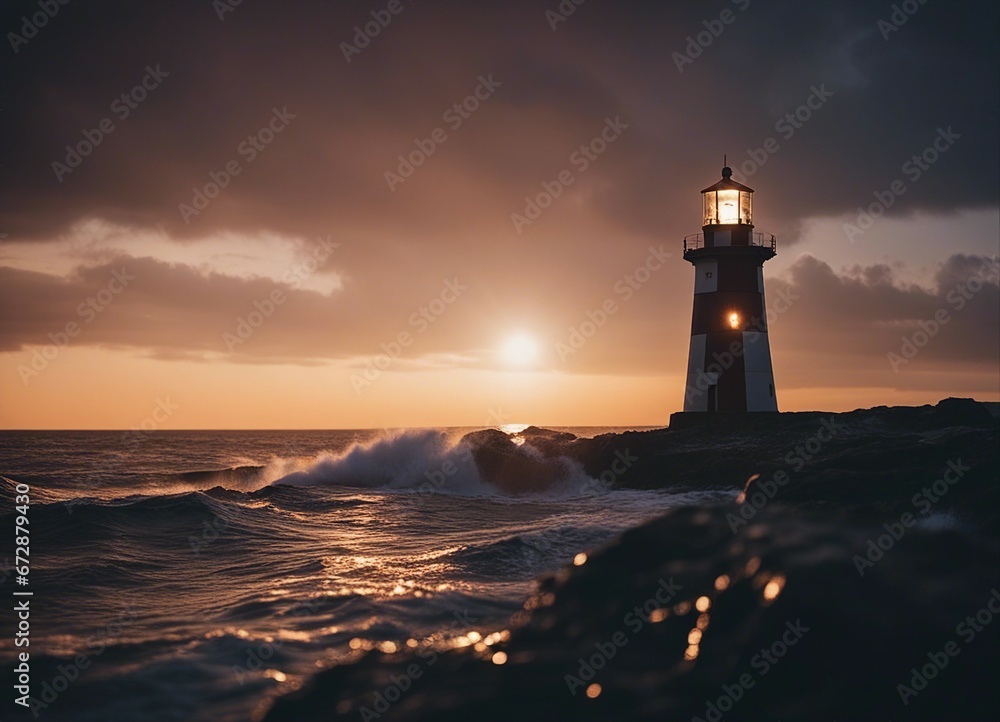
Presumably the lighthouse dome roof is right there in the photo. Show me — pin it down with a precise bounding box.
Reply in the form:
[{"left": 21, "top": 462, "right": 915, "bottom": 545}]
[{"left": 701, "top": 166, "right": 754, "bottom": 194}]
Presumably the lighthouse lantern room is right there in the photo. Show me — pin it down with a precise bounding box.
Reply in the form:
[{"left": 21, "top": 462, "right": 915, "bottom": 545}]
[{"left": 682, "top": 163, "right": 778, "bottom": 413}]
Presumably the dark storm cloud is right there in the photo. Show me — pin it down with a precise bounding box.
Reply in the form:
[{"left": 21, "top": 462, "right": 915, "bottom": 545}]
[
  {"left": 1, "top": 0, "right": 997, "bottom": 244},
  {"left": 0, "top": 252, "right": 995, "bottom": 391},
  {"left": 765, "top": 253, "right": 1000, "bottom": 388},
  {"left": 0, "top": 250, "right": 619, "bottom": 366},
  {"left": 0, "top": 255, "right": 406, "bottom": 362}
]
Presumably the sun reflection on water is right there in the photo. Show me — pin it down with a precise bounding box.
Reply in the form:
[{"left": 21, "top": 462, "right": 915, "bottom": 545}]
[{"left": 499, "top": 423, "right": 530, "bottom": 434}]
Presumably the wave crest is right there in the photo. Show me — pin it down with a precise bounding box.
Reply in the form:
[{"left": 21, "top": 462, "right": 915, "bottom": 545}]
[
  {"left": 272, "top": 429, "right": 594, "bottom": 497},
  {"left": 273, "top": 429, "right": 492, "bottom": 494}
]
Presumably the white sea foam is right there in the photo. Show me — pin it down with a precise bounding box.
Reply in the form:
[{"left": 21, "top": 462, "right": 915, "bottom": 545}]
[{"left": 270, "top": 428, "right": 598, "bottom": 498}]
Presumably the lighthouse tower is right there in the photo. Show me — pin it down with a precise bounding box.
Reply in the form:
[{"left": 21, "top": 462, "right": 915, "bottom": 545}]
[{"left": 682, "top": 164, "right": 778, "bottom": 412}]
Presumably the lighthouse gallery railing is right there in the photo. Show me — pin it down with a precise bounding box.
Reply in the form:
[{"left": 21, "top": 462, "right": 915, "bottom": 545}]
[{"left": 683, "top": 232, "right": 776, "bottom": 254}]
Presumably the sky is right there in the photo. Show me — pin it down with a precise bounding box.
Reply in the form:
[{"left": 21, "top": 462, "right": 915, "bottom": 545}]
[{"left": 1, "top": 0, "right": 998, "bottom": 429}]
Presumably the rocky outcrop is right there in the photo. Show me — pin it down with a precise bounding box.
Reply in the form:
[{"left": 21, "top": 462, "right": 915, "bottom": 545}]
[
  {"left": 471, "top": 398, "right": 1000, "bottom": 533},
  {"left": 461, "top": 428, "right": 576, "bottom": 494}
]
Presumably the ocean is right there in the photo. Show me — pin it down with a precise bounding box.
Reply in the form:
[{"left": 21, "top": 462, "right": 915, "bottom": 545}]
[{"left": 0, "top": 427, "right": 728, "bottom": 721}]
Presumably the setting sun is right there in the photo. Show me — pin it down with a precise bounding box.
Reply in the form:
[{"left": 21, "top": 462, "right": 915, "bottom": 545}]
[{"left": 502, "top": 333, "right": 539, "bottom": 366}]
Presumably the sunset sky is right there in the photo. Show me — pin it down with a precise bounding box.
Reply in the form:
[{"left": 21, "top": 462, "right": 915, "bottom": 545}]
[{"left": 1, "top": 0, "right": 998, "bottom": 429}]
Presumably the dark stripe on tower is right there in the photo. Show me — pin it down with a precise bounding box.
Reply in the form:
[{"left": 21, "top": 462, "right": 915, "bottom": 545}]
[
  {"left": 691, "top": 292, "right": 766, "bottom": 335},
  {"left": 704, "top": 330, "right": 747, "bottom": 412},
  {"left": 715, "top": 256, "right": 759, "bottom": 289}
]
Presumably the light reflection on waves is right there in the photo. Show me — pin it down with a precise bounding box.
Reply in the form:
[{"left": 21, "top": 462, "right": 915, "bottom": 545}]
[{"left": 1, "top": 428, "right": 681, "bottom": 722}]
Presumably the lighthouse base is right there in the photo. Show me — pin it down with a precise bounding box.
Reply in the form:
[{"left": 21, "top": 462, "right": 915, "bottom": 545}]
[
  {"left": 682, "top": 330, "right": 778, "bottom": 412},
  {"left": 667, "top": 410, "right": 780, "bottom": 430}
]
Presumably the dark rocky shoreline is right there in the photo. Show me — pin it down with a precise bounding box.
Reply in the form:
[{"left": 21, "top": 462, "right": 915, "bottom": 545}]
[
  {"left": 265, "top": 399, "right": 1000, "bottom": 721},
  {"left": 469, "top": 397, "right": 1000, "bottom": 534}
]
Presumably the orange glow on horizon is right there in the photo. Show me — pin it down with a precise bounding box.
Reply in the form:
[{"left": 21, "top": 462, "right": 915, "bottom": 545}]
[{"left": 0, "top": 348, "right": 995, "bottom": 430}]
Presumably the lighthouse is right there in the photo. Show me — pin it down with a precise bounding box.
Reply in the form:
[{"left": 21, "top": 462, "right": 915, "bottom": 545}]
[{"left": 681, "top": 164, "right": 778, "bottom": 412}]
